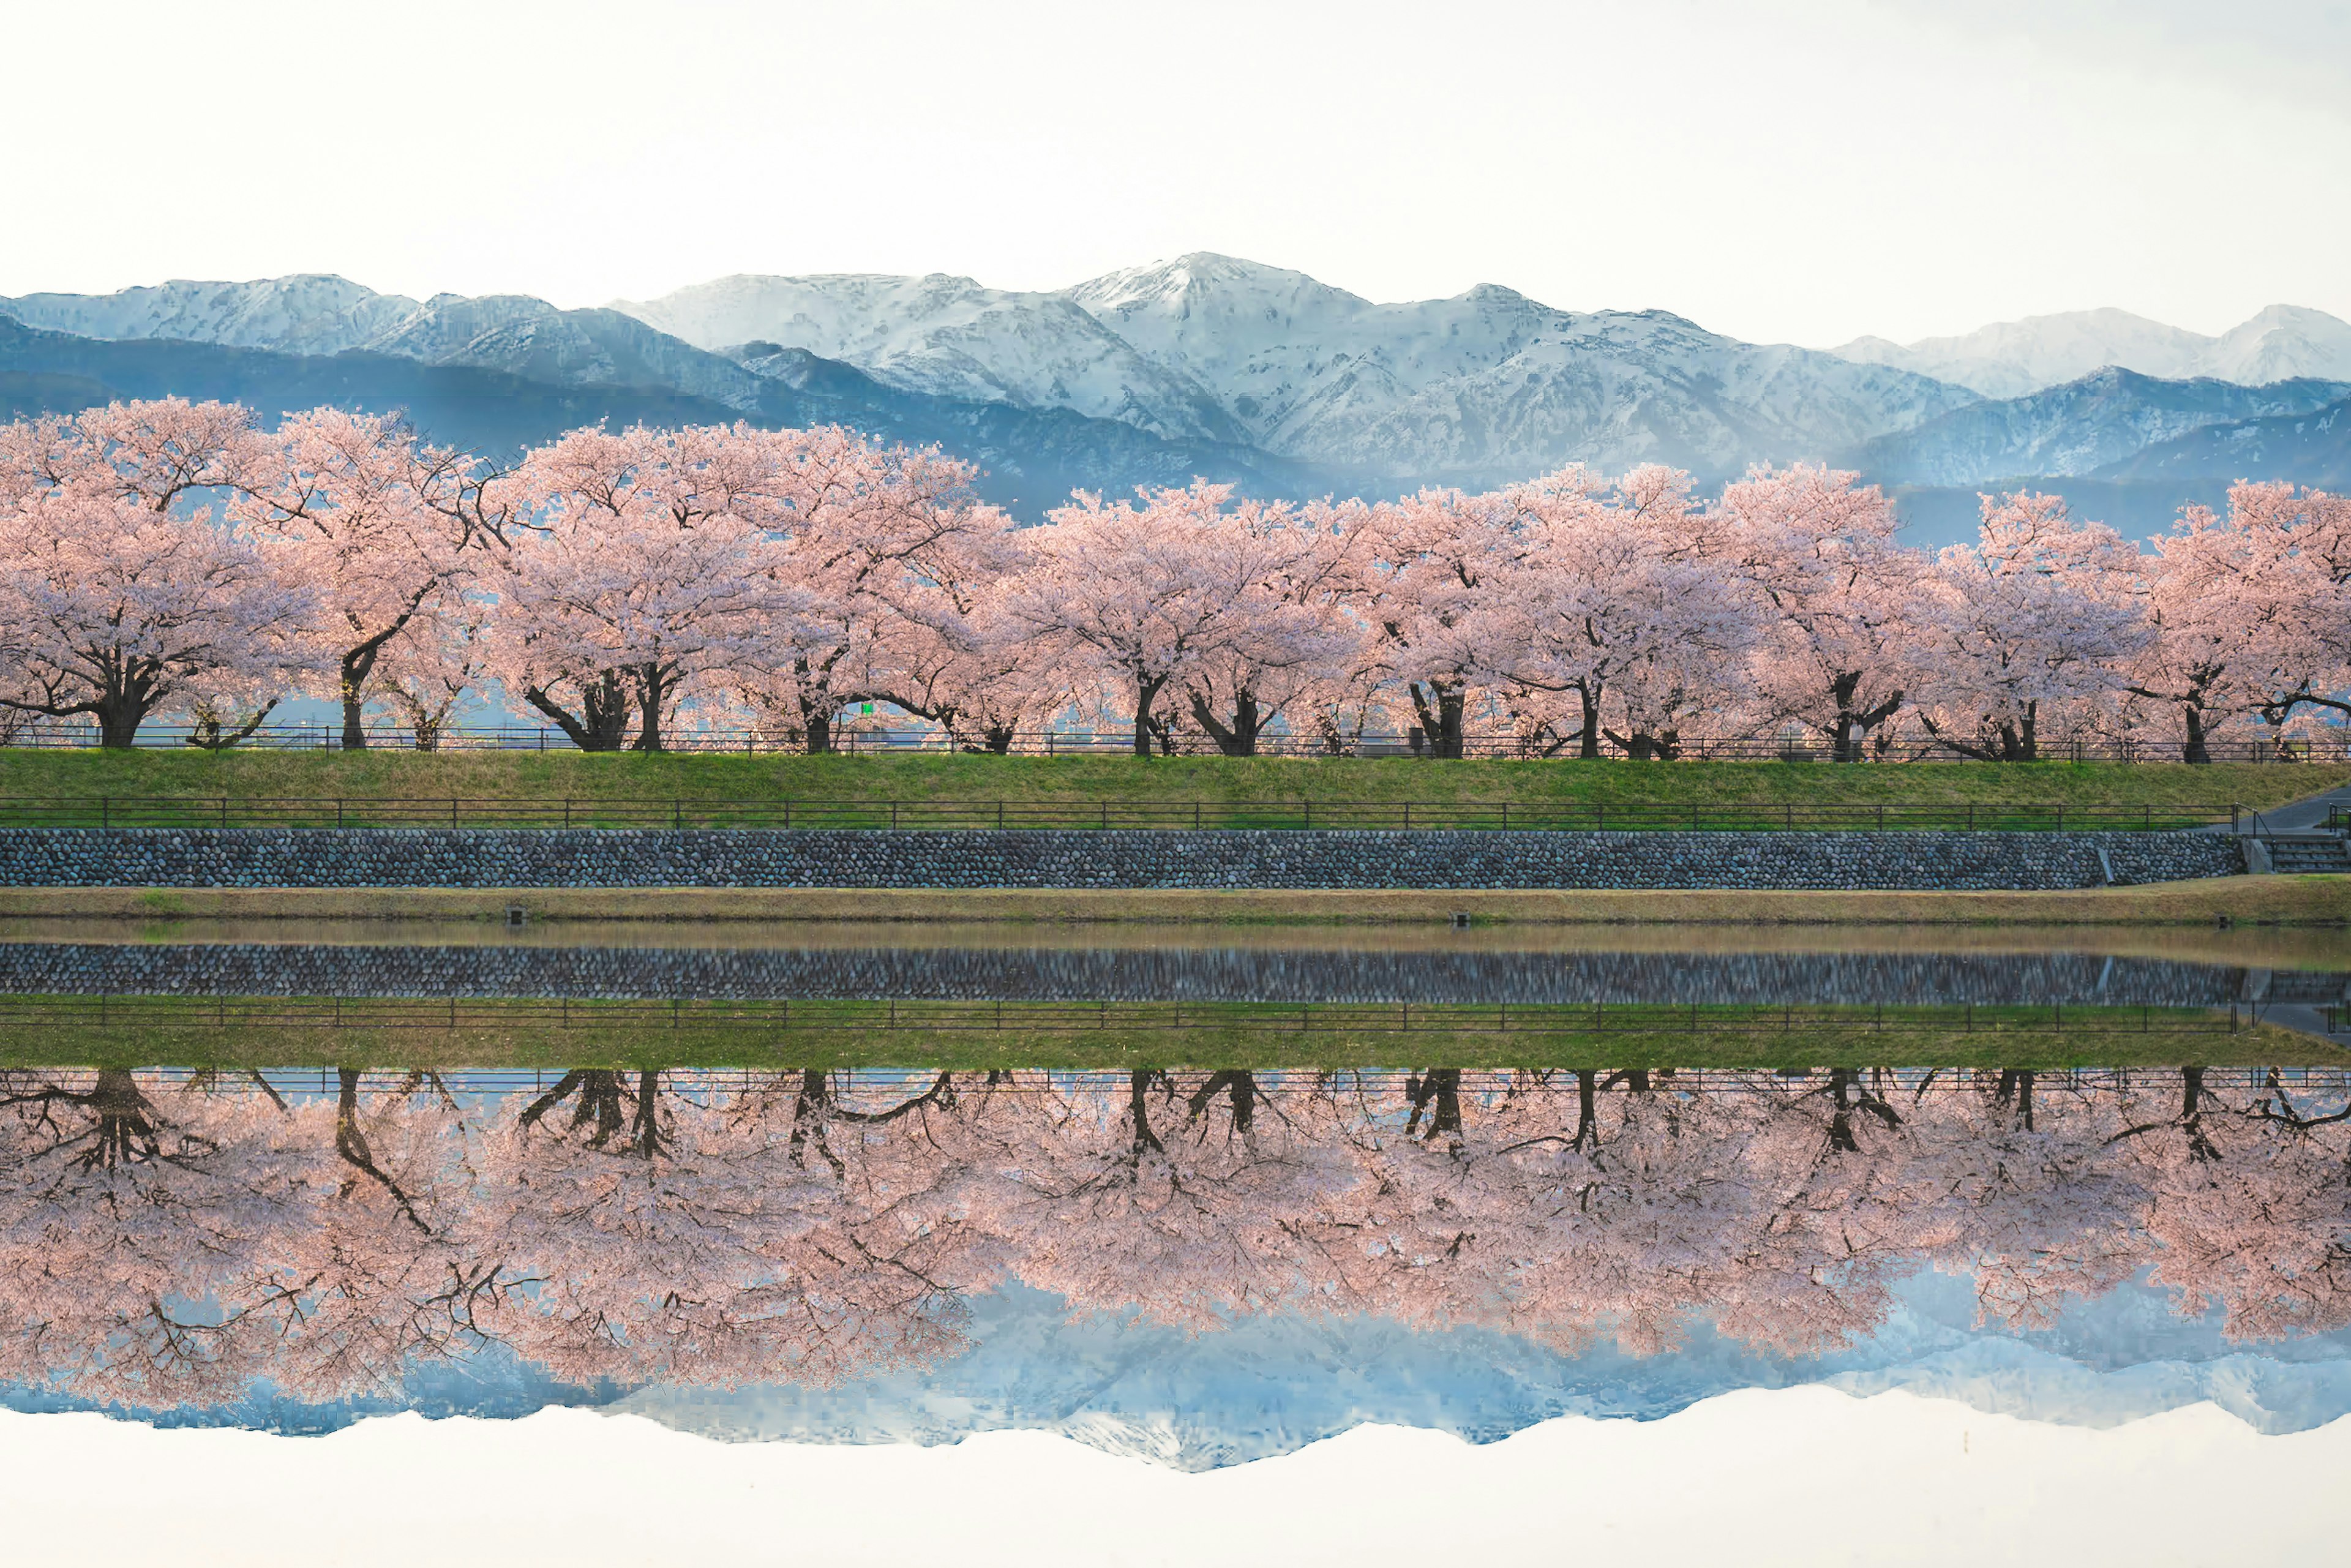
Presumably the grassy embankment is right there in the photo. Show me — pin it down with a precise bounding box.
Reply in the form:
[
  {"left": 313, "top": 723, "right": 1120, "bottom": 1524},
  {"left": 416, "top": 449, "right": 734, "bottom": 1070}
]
[
  {"left": 2, "top": 748, "right": 2342, "bottom": 814},
  {"left": 0, "top": 999, "right": 2331, "bottom": 1071},
  {"left": 26, "top": 875, "right": 2349, "bottom": 928},
  {"left": 1, "top": 752, "right": 2340, "bottom": 927}
]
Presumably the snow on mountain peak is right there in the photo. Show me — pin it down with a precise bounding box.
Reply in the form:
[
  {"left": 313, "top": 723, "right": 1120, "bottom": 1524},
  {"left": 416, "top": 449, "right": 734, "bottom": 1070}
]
[
  {"left": 0, "top": 274, "right": 421, "bottom": 356},
  {"left": 1831, "top": 304, "right": 2351, "bottom": 398},
  {"left": 2, "top": 256, "right": 1983, "bottom": 482},
  {"left": 610, "top": 271, "right": 1241, "bottom": 443}
]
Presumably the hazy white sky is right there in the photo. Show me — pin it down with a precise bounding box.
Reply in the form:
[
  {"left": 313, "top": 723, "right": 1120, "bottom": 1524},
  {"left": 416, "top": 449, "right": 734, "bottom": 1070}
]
[
  {"left": 2, "top": 1394, "right": 2345, "bottom": 1565},
  {"left": 6, "top": 0, "right": 2347, "bottom": 346}
]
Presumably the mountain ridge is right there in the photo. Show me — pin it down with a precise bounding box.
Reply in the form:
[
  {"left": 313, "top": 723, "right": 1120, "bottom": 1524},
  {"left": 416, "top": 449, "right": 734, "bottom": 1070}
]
[
  {"left": 1832, "top": 303, "right": 2351, "bottom": 399},
  {"left": 0, "top": 314, "right": 1322, "bottom": 519},
  {"left": 1845, "top": 367, "right": 2351, "bottom": 487},
  {"left": 10, "top": 263, "right": 2351, "bottom": 498}
]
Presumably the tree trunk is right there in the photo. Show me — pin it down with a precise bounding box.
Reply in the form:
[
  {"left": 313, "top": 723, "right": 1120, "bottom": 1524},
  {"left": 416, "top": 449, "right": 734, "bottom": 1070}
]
[
  {"left": 97, "top": 697, "right": 145, "bottom": 749},
  {"left": 1577, "top": 685, "right": 1603, "bottom": 759},
  {"left": 2182, "top": 703, "right": 2211, "bottom": 765},
  {"left": 1408, "top": 682, "right": 1466, "bottom": 759},
  {"left": 1829, "top": 672, "right": 1903, "bottom": 763},
  {"left": 632, "top": 664, "right": 671, "bottom": 752},
  {"left": 340, "top": 646, "right": 378, "bottom": 751},
  {"left": 1127, "top": 1071, "right": 1166, "bottom": 1155},
  {"left": 1406, "top": 1068, "right": 1464, "bottom": 1140},
  {"left": 1190, "top": 689, "right": 1262, "bottom": 757},
  {"left": 1570, "top": 1068, "right": 1599, "bottom": 1150},
  {"left": 1132, "top": 674, "right": 1169, "bottom": 758},
  {"left": 525, "top": 672, "right": 634, "bottom": 752}
]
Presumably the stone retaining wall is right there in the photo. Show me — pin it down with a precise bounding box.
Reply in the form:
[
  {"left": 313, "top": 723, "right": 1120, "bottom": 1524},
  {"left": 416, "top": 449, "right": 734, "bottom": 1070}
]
[
  {"left": 0, "top": 941, "right": 2283, "bottom": 1006},
  {"left": 0, "top": 827, "right": 2246, "bottom": 890}
]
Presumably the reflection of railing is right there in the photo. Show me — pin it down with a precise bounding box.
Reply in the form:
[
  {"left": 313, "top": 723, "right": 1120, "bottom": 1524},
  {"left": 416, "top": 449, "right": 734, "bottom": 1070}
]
[
  {"left": 0, "top": 796, "right": 2238, "bottom": 832},
  {"left": 124, "top": 1063, "right": 2351, "bottom": 1097},
  {"left": 1, "top": 720, "right": 2339, "bottom": 765},
  {"left": 0, "top": 995, "right": 2287, "bottom": 1037}
]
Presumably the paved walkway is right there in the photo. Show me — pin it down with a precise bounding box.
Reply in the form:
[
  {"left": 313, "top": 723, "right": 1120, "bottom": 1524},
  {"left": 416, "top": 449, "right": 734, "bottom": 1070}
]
[{"left": 2232, "top": 782, "right": 2351, "bottom": 835}]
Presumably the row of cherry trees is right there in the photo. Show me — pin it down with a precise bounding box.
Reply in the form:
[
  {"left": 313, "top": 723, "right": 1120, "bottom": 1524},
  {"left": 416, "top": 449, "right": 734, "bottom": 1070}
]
[
  {"left": 2, "top": 1065, "right": 2342, "bottom": 1405},
  {"left": 2, "top": 397, "right": 2345, "bottom": 759}
]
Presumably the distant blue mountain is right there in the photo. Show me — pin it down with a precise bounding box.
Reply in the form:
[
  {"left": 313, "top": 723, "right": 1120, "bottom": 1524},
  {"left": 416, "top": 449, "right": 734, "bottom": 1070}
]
[
  {"left": 2096, "top": 394, "right": 2351, "bottom": 489},
  {"left": 12, "top": 1277, "right": 2344, "bottom": 1468},
  {"left": 1847, "top": 367, "right": 2351, "bottom": 489},
  {"left": 0, "top": 314, "right": 1322, "bottom": 521}
]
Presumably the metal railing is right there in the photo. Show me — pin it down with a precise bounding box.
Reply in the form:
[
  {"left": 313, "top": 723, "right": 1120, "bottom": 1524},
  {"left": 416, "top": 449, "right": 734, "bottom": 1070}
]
[
  {"left": 0, "top": 795, "right": 2241, "bottom": 831},
  {"left": 0, "top": 719, "right": 2339, "bottom": 764},
  {"left": 0, "top": 996, "right": 2285, "bottom": 1037},
  {"left": 116, "top": 1064, "right": 2351, "bottom": 1097}
]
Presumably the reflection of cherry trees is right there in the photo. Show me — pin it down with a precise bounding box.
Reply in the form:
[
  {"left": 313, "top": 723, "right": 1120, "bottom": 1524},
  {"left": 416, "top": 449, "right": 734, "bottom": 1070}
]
[
  {"left": 0, "top": 1069, "right": 304, "bottom": 1403},
  {"left": 266, "top": 1070, "right": 493, "bottom": 1401},
  {"left": 2113, "top": 1068, "right": 2351, "bottom": 1341},
  {"left": 471, "top": 1068, "right": 971, "bottom": 1389},
  {"left": 1, "top": 1068, "right": 2346, "bottom": 1408},
  {"left": 1904, "top": 1071, "right": 2147, "bottom": 1332},
  {"left": 956, "top": 1070, "right": 1354, "bottom": 1329}
]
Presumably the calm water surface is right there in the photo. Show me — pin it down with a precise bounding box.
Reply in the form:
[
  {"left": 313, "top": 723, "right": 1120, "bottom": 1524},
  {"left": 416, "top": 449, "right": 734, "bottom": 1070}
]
[{"left": 4, "top": 921, "right": 2347, "bottom": 1512}]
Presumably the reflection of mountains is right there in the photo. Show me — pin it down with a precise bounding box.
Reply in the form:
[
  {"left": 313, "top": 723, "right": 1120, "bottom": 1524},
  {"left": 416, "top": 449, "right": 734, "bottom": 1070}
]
[
  {"left": 612, "top": 1275, "right": 2351, "bottom": 1466},
  {"left": 0, "top": 942, "right": 2330, "bottom": 1005},
  {"left": 2, "top": 1063, "right": 2346, "bottom": 1457}
]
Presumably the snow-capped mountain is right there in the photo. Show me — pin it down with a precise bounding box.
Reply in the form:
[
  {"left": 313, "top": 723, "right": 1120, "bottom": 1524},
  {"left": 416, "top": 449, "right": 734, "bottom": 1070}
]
[
  {"left": 363, "top": 294, "right": 770, "bottom": 410},
  {"left": 2097, "top": 392, "right": 2351, "bottom": 489},
  {"left": 2201, "top": 304, "right": 2351, "bottom": 387},
  {"left": 1847, "top": 367, "right": 2351, "bottom": 487},
  {"left": 0, "top": 279, "right": 773, "bottom": 413},
  {"left": 23, "top": 1277, "right": 2348, "bottom": 1464},
  {"left": 0, "top": 274, "right": 421, "bottom": 358},
  {"left": 13, "top": 261, "right": 2349, "bottom": 493},
  {"left": 613, "top": 273, "right": 1245, "bottom": 443},
  {"left": 618, "top": 253, "right": 1976, "bottom": 483},
  {"left": 1833, "top": 304, "right": 2351, "bottom": 399}
]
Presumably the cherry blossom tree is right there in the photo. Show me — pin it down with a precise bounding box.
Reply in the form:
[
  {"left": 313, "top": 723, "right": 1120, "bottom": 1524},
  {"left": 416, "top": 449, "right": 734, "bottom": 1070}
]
[
  {"left": 730, "top": 428, "right": 1007, "bottom": 754},
  {"left": 1901, "top": 1073, "right": 2148, "bottom": 1330},
  {"left": 2124, "top": 497, "right": 2289, "bottom": 762},
  {"left": 1170, "top": 498, "right": 1367, "bottom": 756},
  {"left": 236, "top": 410, "right": 488, "bottom": 749},
  {"left": 0, "top": 400, "right": 317, "bottom": 746},
  {"left": 1010, "top": 482, "right": 1349, "bottom": 757},
  {"left": 258, "top": 1071, "right": 501, "bottom": 1401},
  {"left": 815, "top": 505, "right": 1052, "bottom": 753},
  {"left": 954, "top": 1069, "right": 1354, "bottom": 1327},
  {"left": 371, "top": 596, "right": 492, "bottom": 749},
  {"left": 492, "top": 424, "right": 817, "bottom": 751},
  {"left": 1360, "top": 487, "right": 1520, "bottom": 757},
  {"left": 0, "top": 1069, "right": 308, "bottom": 1405},
  {"left": 1717, "top": 464, "right": 1924, "bottom": 762},
  {"left": 2111, "top": 1068, "right": 2351, "bottom": 1340},
  {"left": 2201, "top": 482, "right": 2351, "bottom": 744},
  {"left": 1914, "top": 493, "right": 2151, "bottom": 760},
  {"left": 470, "top": 1068, "right": 974, "bottom": 1389},
  {"left": 1482, "top": 465, "right": 1761, "bottom": 759}
]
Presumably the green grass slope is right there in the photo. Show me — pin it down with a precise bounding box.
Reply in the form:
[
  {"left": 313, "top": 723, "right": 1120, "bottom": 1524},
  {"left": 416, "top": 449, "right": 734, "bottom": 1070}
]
[{"left": 0, "top": 750, "right": 2337, "bottom": 820}]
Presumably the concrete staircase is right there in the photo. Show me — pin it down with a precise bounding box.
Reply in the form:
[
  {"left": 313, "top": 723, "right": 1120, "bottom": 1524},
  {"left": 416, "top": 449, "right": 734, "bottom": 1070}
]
[{"left": 2262, "top": 835, "right": 2351, "bottom": 875}]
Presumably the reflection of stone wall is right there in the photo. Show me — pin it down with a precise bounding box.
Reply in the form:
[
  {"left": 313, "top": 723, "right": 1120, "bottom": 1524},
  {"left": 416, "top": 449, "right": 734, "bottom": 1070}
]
[
  {"left": 0, "top": 942, "right": 2300, "bottom": 1005},
  {"left": 0, "top": 828, "right": 2245, "bottom": 890}
]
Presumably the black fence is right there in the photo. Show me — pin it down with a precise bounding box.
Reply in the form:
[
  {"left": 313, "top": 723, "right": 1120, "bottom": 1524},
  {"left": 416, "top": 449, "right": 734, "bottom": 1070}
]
[
  {"left": 0, "top": 795, "right": 2246, "bottom": 832},
  {"left": 108, "top": 1064, "right": 2351, "bottom": 1098},
  {"left": 0, "top": 719, "right": 2338, "bottom": 765},
  {"left": 0, "top": 995, "right": 2294, "bottom": 1037}
]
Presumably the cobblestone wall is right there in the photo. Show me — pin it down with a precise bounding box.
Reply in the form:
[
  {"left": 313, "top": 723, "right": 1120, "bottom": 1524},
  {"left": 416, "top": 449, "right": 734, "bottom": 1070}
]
[
  {"left": 0, "top": 940, "right": 2283, "bottom": 1006},
  {"left": 0, "top": 827, "right": 2246, "bottom": 890}
]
